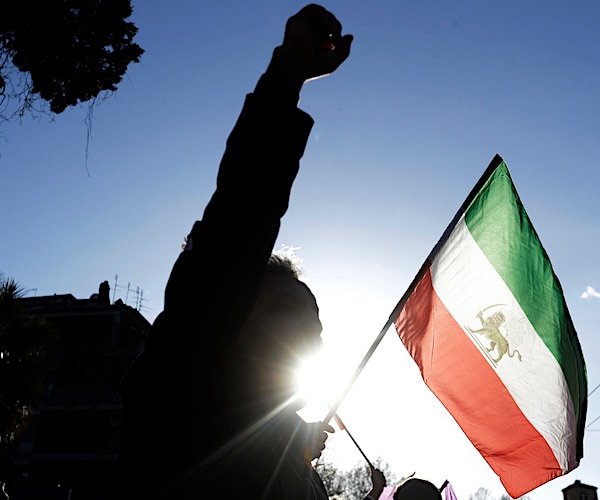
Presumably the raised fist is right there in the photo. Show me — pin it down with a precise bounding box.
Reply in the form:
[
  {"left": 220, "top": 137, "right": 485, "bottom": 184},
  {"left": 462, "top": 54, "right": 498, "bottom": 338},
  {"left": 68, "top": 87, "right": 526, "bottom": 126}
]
[{"left": 276, "top": 4, "right": 353, "bottom": 83}]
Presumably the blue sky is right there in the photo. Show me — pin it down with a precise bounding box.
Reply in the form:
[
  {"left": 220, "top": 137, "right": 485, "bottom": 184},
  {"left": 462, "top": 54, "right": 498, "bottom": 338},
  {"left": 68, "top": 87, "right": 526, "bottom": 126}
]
[{"left": 1, "top": 1, "right": 599, "bottom": 498}]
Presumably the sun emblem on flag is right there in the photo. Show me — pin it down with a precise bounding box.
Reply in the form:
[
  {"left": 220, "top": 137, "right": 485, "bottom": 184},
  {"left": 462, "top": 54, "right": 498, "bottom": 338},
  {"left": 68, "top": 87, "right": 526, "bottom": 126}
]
[{"left": 465, "top": 304, "right": 525, "bottom": 367}]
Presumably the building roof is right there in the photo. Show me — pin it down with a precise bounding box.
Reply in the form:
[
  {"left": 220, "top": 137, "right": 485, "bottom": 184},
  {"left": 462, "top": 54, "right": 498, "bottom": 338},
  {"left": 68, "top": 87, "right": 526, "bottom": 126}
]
[{"left": 562, "top": 479, "right": 598, "bottom": 492}]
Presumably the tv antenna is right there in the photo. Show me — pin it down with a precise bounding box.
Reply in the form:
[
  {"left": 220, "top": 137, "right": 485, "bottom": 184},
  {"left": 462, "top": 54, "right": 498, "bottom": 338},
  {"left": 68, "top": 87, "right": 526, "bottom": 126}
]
[{"left": 112, "top": 274, "right": 151, "bottom": 313}]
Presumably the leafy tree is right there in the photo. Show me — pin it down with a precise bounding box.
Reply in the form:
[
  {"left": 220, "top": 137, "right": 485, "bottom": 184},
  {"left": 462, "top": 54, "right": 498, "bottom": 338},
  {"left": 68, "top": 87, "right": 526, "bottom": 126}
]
[
  {"left": 0, "top": 0, "right": 143, "bottom": 122},
  {"left": 0, "top": 275, "right": 58, "bottom": 445},
  {"left": 317, "top": 460, "right": 345, "bottom": 498},
  {"left": 316, "top": 457, "right": 402, "bottom": 500},
  {"left": 343, "top": 462, "right": 374, "bottom": 500},
  {"left": 469, "top": 488, "right": 493, "bottom": 500},
  {"left": 469, "top": 487, "right": 531, "bottom": 500}
]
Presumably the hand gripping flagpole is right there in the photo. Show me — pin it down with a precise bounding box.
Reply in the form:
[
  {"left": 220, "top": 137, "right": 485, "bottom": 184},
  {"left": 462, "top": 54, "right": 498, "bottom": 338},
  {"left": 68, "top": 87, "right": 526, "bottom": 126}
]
[{"left": 322, "top": 155, "right": 505, "bottom": 425}]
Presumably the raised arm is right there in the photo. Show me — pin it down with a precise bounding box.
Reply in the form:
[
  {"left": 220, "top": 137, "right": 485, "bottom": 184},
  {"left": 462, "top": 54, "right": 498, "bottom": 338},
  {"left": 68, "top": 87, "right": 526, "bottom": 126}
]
[{"left": 163, "top": 4, "right": 352, "bottom": 332}]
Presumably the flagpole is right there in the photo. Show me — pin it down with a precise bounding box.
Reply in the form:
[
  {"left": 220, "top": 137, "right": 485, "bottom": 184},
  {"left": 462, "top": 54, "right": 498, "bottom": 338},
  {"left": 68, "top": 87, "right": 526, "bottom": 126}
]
[
  {"left": 333, "top": 413, "right": 374, "bottom": 469},
  {"left": 323, "top": 154, "right": 505, "bottom": 424}
]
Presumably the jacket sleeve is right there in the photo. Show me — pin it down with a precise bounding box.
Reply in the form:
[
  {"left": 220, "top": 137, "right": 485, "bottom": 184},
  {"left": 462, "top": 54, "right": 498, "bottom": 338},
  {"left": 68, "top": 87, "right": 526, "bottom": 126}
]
[{"left": 161, "top": 73, "right": 314, "bottom": 345}]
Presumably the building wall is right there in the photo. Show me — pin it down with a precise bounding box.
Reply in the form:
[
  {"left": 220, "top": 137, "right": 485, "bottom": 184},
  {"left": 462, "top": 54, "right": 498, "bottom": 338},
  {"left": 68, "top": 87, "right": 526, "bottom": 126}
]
[
  {"left": 563, "top": 480, "right": 599, "bottom": 500},
  {"left": 2, "top": 287, "right": 149, "bottom": 500}
]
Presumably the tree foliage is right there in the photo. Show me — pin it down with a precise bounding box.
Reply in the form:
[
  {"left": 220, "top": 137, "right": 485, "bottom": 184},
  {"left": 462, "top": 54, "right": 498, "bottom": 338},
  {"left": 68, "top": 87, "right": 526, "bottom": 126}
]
[
  {"left": 316, "top": 457, "right": 402, "bottom": 500},
  {"left": 469, "top": 488, "right": 493, "bottom": 500},
  {"left": 0, "top": 275, "right": 58, "bottom": 444},
  {"left": 0, "top": 0, "right": 143, "bottom": 121},
  {"left": 468, "top": 487, "right": 531, "bottom": 500}
]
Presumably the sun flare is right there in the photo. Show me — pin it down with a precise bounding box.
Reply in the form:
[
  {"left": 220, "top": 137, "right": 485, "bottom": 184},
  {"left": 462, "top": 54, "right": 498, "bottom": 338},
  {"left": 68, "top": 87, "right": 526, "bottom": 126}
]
[{"left": 295, "top": 345, "right": 358, "bottom": 422}]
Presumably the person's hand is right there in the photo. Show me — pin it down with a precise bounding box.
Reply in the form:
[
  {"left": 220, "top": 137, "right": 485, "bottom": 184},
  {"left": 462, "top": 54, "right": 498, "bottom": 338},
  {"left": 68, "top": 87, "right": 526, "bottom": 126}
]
[
  {"left": 304, "top": 421, "right": 335, "bottom": 461},
  {"left": 274, "top": 4, "right": 353, "bottom": 84},
  {"left": 368, "top": 467, "right": 387, "bottom": 499}
]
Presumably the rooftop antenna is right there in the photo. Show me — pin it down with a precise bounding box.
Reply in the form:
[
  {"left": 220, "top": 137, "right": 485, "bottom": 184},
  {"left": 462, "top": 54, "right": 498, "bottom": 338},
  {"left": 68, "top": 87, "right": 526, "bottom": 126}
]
[
  {"left": 125, "top": 282, "right": 132, "bottom": 305},
  {"left": 112, "top": 275, "right": 118, "bottom": 303},
  {"left": 112, "top": 273, "right": 150, "bottom": 312}
]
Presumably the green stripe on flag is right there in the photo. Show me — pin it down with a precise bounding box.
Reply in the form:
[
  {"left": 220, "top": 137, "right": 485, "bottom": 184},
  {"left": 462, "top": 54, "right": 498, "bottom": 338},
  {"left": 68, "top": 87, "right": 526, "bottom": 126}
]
[{"left": 463, "top": 162, "right": 587, "bottom": 447}]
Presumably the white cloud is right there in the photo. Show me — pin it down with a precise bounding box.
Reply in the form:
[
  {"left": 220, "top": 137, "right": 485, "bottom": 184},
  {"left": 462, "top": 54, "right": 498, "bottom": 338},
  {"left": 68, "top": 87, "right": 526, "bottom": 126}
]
[{"left": 580, "top": 286, "right": 600, "bottom": 299}]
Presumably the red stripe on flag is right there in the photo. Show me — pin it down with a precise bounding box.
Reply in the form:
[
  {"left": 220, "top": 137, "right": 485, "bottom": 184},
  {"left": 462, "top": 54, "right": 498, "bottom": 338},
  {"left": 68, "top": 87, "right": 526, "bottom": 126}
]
[{"left": 395, "top": 269, "right": 562, "bottom": 498}]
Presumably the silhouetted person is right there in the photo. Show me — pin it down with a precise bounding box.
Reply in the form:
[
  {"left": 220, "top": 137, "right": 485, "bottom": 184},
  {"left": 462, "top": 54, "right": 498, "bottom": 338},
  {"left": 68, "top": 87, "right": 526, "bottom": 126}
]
[
  {"left": 115, "top": 4, "right": 352, "bottom": 500},
  {"left": 393, "top": 478, "right": 442, "bottom": 500}
]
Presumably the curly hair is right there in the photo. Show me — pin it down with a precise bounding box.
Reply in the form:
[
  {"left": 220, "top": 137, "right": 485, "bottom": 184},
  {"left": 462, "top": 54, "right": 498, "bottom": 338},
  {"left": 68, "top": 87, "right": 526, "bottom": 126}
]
[
  {"left": 266, "top": 248, "right": 304, "bottom": 279},
  {"left": 265, "top": 249, "right": 318, "bottom": 313}
]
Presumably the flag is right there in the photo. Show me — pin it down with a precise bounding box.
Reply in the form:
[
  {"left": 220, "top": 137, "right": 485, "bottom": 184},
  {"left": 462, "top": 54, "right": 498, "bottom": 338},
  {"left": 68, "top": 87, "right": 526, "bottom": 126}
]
[
  {"left": 393, "top": 155, "right": 587, "bottom": 498},
  {"left": 443, "top": 481, "right": 458, "bottom": 500},
  {"left": 378, "top": 485, "right": 396, "bottom": 500}
]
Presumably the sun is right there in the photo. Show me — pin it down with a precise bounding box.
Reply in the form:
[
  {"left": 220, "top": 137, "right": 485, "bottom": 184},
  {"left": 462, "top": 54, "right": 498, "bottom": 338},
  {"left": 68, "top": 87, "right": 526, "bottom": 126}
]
[
  {"left": 295, "top": 342, "right": 359, "bottom": 422},
  {"left": 295, "top": 350, "right": 334, "bottom": 406}
]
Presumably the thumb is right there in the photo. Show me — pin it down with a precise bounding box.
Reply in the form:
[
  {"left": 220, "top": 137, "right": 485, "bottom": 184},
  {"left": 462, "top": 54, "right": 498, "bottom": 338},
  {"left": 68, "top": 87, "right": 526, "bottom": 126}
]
[
  {"left": 337, "top": 34, "right": 354, "bottom": 62},
  {"left": 326, "top": 34, "right": 353, "bottom": 73},
  {"left": 318, "top": 421, "right": 335, "bottom": 434}
]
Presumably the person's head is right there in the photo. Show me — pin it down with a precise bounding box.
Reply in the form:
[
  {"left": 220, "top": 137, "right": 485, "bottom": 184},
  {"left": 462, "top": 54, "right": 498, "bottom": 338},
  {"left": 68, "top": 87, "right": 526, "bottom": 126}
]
[
  {"left": 393, "top": 478, "right": 442, "bottom": 500},
  {"left": 264, "top": 251, "right": 305, "bottom": 279},
  {"left": 236, "top": 252, "right": 322, "bottom": 409}
]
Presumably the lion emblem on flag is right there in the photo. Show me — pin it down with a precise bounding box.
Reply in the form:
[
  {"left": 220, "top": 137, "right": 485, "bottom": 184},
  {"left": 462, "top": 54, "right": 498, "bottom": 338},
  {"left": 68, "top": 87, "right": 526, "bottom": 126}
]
[{"left": 465, "top": 305, "right": 524, "bottom": 365}]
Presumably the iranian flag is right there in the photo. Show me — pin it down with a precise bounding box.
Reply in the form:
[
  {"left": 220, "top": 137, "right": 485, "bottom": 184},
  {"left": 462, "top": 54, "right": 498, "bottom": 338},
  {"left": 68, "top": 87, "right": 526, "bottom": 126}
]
[{"left": 393, "top": 155, "right": 587, "bottom": 498}]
